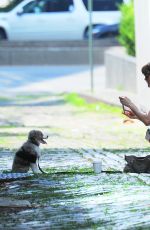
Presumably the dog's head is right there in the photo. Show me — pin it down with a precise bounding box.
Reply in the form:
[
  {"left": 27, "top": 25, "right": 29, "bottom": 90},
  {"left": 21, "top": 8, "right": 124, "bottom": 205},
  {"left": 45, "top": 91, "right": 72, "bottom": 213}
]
[
  {"left": 145, "top": 128, "right": 150, "bottom": 142},
  {"left": 28, "top": 130, "right": 48, "bottom": 145}
]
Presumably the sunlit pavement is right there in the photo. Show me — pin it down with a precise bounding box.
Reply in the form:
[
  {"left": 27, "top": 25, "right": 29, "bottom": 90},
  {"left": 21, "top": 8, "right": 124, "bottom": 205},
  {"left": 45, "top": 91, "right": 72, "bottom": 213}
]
[{"left": 0, "top": 65, "right": 105, "bottom": 94}]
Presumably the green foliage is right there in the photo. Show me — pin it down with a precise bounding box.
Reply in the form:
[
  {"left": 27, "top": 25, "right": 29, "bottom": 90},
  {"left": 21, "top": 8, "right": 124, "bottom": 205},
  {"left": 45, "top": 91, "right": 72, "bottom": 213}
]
[
  {"left": 0, "top": 96, "right": 10, "bottom": 102},
  {"left": 65, "top": 93, "right": 87, "bottom": 107},
  {"left": 118, "top": 0, "right": 135, "bottom": 56},
  {"left": 64, "top": 93, "right": 122, "bottom": 114},
  {"left": 45, "top": 166, "right": 93, "bottom": 174}
]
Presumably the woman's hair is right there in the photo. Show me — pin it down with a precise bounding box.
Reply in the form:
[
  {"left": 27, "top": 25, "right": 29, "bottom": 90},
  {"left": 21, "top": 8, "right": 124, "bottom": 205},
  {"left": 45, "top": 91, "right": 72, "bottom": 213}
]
[{"left": 141, "top": 63, "right": 150, "bottom": 77}]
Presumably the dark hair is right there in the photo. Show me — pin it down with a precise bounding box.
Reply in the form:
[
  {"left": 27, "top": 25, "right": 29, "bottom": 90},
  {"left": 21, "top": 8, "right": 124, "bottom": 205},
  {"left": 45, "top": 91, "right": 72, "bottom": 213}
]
[{"left": 141, "top": 63, "right": 150, "bottom": 77}]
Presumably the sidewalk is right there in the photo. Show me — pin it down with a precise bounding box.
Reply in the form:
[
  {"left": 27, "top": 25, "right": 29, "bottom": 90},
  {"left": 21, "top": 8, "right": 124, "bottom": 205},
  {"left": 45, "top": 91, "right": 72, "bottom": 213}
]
[{"left": 0, "top": 65, "right": 139, "bottom": 108}]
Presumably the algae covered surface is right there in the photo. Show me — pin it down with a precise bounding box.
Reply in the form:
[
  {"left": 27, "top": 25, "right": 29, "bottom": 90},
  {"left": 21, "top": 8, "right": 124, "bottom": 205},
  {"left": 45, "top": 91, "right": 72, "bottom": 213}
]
[{"left": 0, "top": 93, "right": 150, "bottom": 229}]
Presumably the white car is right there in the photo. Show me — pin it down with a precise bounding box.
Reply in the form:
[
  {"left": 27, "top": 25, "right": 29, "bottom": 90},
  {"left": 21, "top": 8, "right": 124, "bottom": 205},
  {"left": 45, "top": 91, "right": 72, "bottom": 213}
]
[{"left": 0, "top": 0, "right": 125, "bottom": 40}]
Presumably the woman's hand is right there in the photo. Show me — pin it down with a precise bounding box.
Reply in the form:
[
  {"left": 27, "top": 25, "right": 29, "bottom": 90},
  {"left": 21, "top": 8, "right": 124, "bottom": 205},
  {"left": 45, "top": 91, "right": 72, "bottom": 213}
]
[
  {"left": 119, "top": 96, "right": 150, "bottom": 125},
  {"left": 123, "top": 110, "right": 137, "bottom": 119},
  {"left": 119, "top": 96, "right": 133, "bottom": 108}
]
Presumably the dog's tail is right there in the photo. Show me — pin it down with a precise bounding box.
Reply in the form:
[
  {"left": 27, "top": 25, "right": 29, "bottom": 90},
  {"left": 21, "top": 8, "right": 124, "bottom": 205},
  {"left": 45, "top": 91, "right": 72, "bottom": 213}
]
[{"left": 38, "top": 158, "right": 47, "bottom": 174}]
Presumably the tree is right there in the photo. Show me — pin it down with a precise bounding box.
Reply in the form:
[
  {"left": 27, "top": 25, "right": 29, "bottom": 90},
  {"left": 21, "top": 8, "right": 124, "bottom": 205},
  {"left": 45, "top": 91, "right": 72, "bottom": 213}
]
[{"left": 118, "top": 0, "right": 135, "bottom": 56}]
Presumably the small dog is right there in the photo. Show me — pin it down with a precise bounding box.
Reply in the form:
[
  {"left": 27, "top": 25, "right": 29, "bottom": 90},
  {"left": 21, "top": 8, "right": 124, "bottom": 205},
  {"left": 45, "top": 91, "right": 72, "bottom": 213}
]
[
  {"left": 124, "top": 155, "right": 150, "bottom": 173},
  {"left": 12, "top": 130, "right": 48, "bottom": 173},
  {"left": 123, "top": 129, "right": 150, "bottom": 173}
]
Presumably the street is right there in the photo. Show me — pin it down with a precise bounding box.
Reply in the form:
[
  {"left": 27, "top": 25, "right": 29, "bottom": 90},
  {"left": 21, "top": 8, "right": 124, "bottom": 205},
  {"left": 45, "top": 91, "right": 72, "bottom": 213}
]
[{"left": 0, "top": 65, "right": 105, "bottom": 94}]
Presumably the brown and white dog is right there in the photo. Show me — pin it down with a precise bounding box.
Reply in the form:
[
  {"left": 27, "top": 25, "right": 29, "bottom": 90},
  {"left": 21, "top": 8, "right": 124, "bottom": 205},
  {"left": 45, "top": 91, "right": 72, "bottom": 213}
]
[{"left": 12, "top": 130, "right": 48, "bottom": 173}]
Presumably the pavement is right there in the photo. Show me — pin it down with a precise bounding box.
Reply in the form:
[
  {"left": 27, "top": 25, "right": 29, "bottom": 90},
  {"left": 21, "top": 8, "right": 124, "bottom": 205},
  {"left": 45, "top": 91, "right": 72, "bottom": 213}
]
[{"left": 0, "top": 64, "right": 139, "bottom": 108}]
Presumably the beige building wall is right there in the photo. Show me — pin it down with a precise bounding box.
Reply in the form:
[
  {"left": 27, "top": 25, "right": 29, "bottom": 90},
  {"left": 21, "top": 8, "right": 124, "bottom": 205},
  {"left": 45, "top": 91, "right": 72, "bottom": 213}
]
[{"left": 134, "top": 0, "right": 150, "bottom": 107}]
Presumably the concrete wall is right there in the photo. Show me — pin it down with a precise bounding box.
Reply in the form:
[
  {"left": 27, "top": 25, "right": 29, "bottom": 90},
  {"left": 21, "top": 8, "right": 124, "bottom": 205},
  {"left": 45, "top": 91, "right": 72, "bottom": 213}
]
[
  {"left": 134, "top": 0, "right": 150, "bottom": 108},
  {"left": 105, "top": 47, "right": 136, "bottom": 93}
]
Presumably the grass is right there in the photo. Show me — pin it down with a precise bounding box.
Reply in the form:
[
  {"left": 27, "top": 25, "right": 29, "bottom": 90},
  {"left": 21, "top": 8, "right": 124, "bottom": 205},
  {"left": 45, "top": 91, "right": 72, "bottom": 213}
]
[
  {"left": 15, "top": 93, "right": 52, "bottom": 101},
  {"left": 0, "top": 97, "right": 11, "bottom": 102},
  {"left": 44, "top": 166, "right": 93, "bottom": 174},
  {"left": 64, "top": 93, "right": 122, "bottom": 114},
  {"left": 0, "top": 93, "right": 54, "bottom": 104}
]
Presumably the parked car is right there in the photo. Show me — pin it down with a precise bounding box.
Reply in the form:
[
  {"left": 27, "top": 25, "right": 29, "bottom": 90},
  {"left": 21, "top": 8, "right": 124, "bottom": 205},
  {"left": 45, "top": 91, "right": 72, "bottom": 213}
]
[{"left": 0, "top": 0, "right": 126, "bottom": 40}]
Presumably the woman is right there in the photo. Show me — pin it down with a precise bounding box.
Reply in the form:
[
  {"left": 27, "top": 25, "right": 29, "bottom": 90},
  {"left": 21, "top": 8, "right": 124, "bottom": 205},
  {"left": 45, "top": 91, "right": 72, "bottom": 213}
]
[{"left": 119, "top": 63, "right": 150, "bottom": 126}]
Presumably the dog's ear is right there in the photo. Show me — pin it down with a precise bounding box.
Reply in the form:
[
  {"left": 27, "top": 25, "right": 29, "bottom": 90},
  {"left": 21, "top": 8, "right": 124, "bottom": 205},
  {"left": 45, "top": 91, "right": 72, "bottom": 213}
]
[
  {"left": 145, "top": 129, "right": 150, "bottom": 142},
  {"left": 147, "top": 129, "right": 150, "bottom": 135},
  {"left": 28, "top": 130, "right": 36, "bottom": 140},
  {"left": 125, "top": 155, "right": 135, "bottom": 164}
]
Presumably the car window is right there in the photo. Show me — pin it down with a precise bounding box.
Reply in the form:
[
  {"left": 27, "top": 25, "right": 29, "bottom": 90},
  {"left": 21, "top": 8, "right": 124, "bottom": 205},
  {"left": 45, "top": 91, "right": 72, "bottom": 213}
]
[
  {"left": 45, "top": 0, "right": 74, "bottom": 12},
  {"left": 23, "top": 1, "right": 38, "bottom": 13},
  {"left": 23, "top": 0, "right": 74, "bottom": 13},
  {"left": 23, "top": 0, "right": 48, "bottom": 14},
  {"left": 82, "top": 0, "right": 123, "bottom": 11}
]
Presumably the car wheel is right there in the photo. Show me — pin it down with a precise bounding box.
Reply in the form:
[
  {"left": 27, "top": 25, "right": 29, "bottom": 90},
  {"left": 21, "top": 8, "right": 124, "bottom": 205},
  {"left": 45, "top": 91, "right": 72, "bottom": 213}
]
[{"left": 0, "top": 29, "right": 7, "bottom": 40}]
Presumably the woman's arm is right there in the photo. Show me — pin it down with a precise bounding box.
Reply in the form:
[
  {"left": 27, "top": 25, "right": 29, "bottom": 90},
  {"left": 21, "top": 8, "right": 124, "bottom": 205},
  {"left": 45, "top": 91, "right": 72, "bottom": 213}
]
[{"left": 119, "top": 96, "right": 150, "bottom": 126}]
